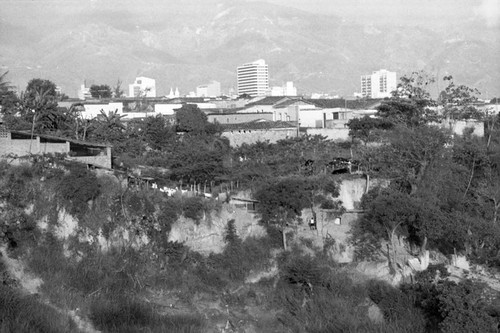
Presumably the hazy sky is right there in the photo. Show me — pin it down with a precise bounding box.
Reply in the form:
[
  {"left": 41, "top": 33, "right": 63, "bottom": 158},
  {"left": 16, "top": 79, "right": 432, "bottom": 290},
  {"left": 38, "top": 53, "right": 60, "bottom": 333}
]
[
  {"left": 2, "top": 0, "right": 499, "bottom": 26},
  {"left": 264, "top": 0, "right": 500, "bottom": 27},
  {"left": 1, "top": 0, "right": 498, "bottom": 34},
  {"left": 1, "top": 0, "right": 498, "bottom": 97}
]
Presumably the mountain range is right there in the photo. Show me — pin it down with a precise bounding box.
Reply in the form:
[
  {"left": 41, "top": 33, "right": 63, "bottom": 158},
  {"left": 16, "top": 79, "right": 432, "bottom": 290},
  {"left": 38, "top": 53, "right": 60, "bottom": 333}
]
[{"left": 1, "top": 0, "right": 499, "bottom": 98}]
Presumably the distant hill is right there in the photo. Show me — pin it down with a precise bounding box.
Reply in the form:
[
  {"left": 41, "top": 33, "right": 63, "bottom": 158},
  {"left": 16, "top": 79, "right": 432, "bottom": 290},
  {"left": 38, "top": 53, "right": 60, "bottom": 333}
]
[{"left": 1, "top": 0, "right": 498, "bottom": 98}]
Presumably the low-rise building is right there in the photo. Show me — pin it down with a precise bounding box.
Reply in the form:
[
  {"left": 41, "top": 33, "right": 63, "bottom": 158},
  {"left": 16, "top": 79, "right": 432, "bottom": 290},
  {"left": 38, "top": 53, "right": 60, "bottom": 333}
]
[
  {"left": 0, "top": 128, "right": 112, "bottom": 169},
  {"left": 207, "top": 112, "right": 273, "bottom": 124},
  {"left": 221, "top": 120, "right": 297, "bottom": 146}
]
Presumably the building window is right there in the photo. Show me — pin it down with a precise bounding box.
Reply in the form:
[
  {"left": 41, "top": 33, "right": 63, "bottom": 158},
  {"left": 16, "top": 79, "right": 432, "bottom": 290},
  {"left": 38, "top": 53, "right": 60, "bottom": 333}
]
[{"left": 333, "top": 112, "right": 339, "bottom": 120}]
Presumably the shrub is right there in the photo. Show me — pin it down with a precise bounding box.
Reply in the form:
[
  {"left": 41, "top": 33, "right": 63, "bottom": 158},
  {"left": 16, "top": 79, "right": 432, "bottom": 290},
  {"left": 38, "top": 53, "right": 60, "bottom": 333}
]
[
  {"left": 401, "top": 277, "right": 499, "bottom": 332},
  {"left": 58, "top": 163, "right": 100, "bottom": 218},
  {"left": 89, "top": 296, "right": 206, "bottom": 333},
  {"left": 157, "top": 199, "right": 182, "bottom": 234},
  {"left": 274, "top": 251, "right": 375, "bottom": 332},
  {"left": 0, "top": 285, "right": 76, "bottom": 333},
  {"left": 0, "top": 164, "right": 35, "bottom": 208},
  {"left": 182, "top": 197, "right": 205, "bottom": 222},
  {"left": 368, "top": 279, "right": 427, "bottom": 333},
  {"left": 437, "top": 280, "right": 498, "bottom": 333}
]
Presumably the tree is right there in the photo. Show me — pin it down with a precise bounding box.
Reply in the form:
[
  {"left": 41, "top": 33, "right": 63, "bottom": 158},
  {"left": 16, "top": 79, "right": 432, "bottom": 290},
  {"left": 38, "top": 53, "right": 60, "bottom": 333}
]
[
  {"left": 254, "top": 178, "right": 311, "bottom": 250},
  {"left": 392, "top": 70, "right": 435, "bottom": 101},
  {"left": 402, "top": 278, "right": 498, "bottom": 333},
  {"left": 347, "top": 116, "right": 393, "bottom": 144},
  {"left": 90, "top": 110, "right": 127, "bottom": 148},
  {"left": 89, "top": 84, "right": 112, "bottom": 99},
  {"left": 476, "top": 162, "right": 500, "bottom": 224},
  {"left": 141, "top": 115, "right": 176, "bottom": 151},
  {"left": 439, "top": 75, "right": 481, "bottom": 120},
  {"left": 113, "top": 79, "right": 124, "bottom": 98},
  {"left": 369, "top": 125, "right": 451, "bottom": 195},
  {"left": 0, "top": 71, "right": 19, "bottom": 118},
  {"left": 253, "top": 176, "right": 340, "bottom": 249},
  {"left": 26, "top": 78, "right": 56, "bottom": 98},
  {"left": 378, "top": 71, "right": 439, "bottom": 127},
  {"left": 377, "top": 98, "right": 439, "bottom": 128},
  {"left": 167, "top": 135, "right": 229, "bottom": 183},
  {"left": 175, "top": 104, "right": 209, "bottom": 134},
  {"left": 21, "top": 79, "right": 66, "bottom": 134}
]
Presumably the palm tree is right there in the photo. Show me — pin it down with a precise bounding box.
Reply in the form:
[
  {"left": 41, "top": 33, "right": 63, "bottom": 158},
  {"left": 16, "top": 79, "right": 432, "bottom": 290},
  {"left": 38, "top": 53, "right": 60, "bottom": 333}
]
[
  {"left": 90, "top": 109, "right": 127, "bottom": 144},
  {"left": 0, "top": 71, "right": 13, "bottom": 93}
]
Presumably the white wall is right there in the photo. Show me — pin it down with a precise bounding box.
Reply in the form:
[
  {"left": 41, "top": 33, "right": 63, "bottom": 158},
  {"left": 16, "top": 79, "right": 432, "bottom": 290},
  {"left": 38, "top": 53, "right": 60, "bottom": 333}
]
[
  {"left": 154, "top": 104, "right": 183, "bottom": 115},
  {"left": 81, "top": 102, "right": 124, "bottom": 119}
]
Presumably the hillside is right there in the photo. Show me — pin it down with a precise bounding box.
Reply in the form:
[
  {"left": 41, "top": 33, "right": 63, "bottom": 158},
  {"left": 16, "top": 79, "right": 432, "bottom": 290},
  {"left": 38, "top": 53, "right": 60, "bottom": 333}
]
[{"left": 1, "top": 0, "right": 498, "bottom": 97}]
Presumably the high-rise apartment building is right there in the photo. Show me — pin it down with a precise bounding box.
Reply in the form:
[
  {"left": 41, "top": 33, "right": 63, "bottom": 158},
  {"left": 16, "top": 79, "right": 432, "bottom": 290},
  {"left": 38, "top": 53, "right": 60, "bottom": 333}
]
[
  {"left": 360, "top": 69, "right": 397, "bottom": 98},
  {"left": 237, "top": 59, "right": 269, "bottom": 97}
]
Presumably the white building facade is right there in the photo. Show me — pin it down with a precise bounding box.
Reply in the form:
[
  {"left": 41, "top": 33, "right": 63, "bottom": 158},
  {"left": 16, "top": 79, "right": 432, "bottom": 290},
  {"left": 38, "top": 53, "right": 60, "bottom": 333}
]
[
  {"left": 196, "top": 81, "right": 221, "bottom": 97},
  {"left": 270, "top": 81, "right": 297, "bottom": 96},
  {"left": 237, "top": 59, "right": 269, "bottom": 97},
  {"left": 128, "top": 77, "right": 157, "bottom": 98},
  {"left": 361, "top": 69, "right": 397, "bottom": 98}
]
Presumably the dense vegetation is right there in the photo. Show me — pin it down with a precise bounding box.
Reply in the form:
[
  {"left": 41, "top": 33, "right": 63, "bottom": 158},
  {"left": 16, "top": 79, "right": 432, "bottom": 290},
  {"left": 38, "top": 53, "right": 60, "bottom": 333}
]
[{"left": 1, "top": 71, "right": 500, "bottom": 332}]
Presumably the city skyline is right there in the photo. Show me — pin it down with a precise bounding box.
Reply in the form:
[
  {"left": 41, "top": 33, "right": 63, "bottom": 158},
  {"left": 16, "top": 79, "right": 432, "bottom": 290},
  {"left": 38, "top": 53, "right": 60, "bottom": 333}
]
[{"left": 1, "top": 0, "right": 498, "bottom": 98}]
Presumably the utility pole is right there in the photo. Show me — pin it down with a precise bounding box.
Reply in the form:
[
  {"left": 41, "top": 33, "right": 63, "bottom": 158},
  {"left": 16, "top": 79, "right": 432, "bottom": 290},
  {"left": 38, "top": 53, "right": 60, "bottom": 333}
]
[
  {"left": 29, "top": 109, "right": 36, "bottom": 154},
  {"left": 296, "top": 105, "right": 299, "bottom": 137}
]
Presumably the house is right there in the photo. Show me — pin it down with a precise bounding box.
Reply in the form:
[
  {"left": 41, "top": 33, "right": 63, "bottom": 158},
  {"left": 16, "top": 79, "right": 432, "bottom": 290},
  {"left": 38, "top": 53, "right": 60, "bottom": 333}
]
[
  {"left": 221, "top": 120, "right": 297, "bottom": 146},
  {"left": 240, "top": 96, "right": 293, "bottom": 113},
  {"left": 207, "top": 112, "right": 274, "bottom": 124},
  {"left": 272, "top": 99, "right": 324, "bottom": 127},
  {"left": 0, "top": 128, "right": 112, "bottom": 169}
]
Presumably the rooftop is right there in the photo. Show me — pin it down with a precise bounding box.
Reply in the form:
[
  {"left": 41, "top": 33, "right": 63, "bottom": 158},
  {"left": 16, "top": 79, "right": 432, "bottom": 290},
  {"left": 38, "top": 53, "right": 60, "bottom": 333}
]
[
  {"left": 9, "top": 130, "right": 111, "bottom": 148},
  {"left": 222, "top": 120, "right": 296, "bottom": 131},
  {"left": 273, "top": 98, "right": 313, "bottom": 109},
  {"left": 305, "top": 98, "right": 384, "bottom": 110},
  {"left": 245, "top": 96, "right": 290, "bottom": 107}
]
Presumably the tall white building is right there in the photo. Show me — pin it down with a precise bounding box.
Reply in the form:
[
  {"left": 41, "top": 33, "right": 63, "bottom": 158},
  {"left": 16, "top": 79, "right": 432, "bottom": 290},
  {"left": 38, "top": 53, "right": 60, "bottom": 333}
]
[
  {"left": 196, "top": 81, "right": 221, "bottom": 97},
  {"left": 361, "top": 69, "right": 397, "bottom": 98},
  {"left": 237, "top": 59, "right": 269, "bottom": 97},
  {"left": 128, "top": 77, "right": 156, "bottom": 98},
  {"left": 77, "top": 84, "right": 91, "bottom": 100}
]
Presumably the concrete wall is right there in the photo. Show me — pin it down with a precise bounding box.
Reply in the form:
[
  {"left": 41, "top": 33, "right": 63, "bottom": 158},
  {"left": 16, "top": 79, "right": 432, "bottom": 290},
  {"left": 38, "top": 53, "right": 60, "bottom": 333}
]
[
  {"left": 208, "top": 112, "right": 273, "bottom": 124},
  {"left": 154, "top": 103, "right": 182, "bottom": 115},
  {"left": 40, "top": 142, "right": 69, "bottom": 154},
  {"left": 222, "top": 128, "right": 297, "bottom": 146},
  {"left": 299, "top": 109, "right": 325, "bottom": 128},
  {"left": 73, "top": 155, "right": 111, "bottom": 169},
  {"left": 306, "top": 128, "right": 350, "bottom": 141},
  {"left": 274, "top": 106, "right": 324, "bottom": 128},
  {"left": 0, "top": 134, "right": 70, "bottom": 156},
  {"left": 0, "top": 135, "right": 39, "bottom": 156},
  {"left": 0, "top": 133, "right": 112, "bottom": 169}
]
